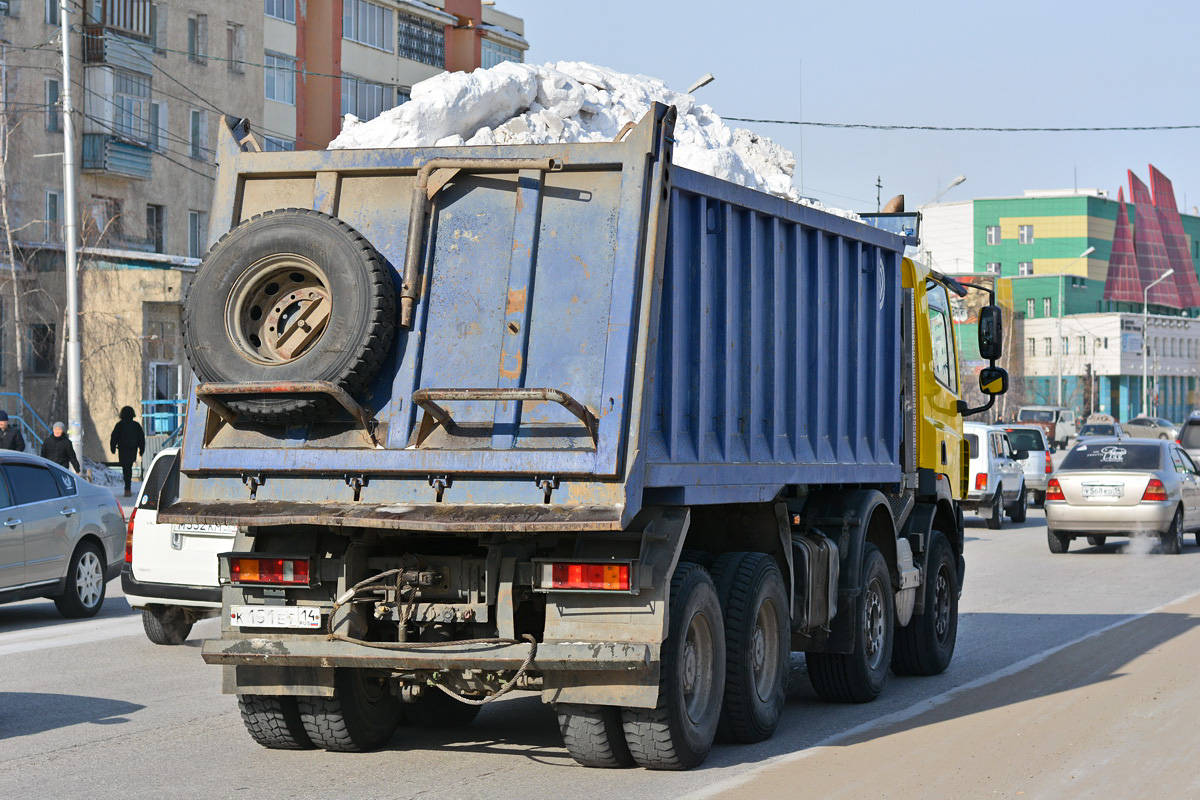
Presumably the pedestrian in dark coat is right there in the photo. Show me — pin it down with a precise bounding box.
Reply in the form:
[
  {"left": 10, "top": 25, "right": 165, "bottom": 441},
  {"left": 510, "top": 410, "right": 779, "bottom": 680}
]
[
  {"left": 41, "top": 421, "right": 79, "bottom": 472},
  {"left": 109, "top": 406, "right": 145, "bottom": 497},
  {"left": 0, "top": 410, "right": 26, "bottom": 451}
]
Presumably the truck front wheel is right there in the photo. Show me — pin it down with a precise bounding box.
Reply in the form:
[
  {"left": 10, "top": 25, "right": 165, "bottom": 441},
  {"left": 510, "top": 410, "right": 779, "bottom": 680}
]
[
  {"left": 298, "top": 668, "right": 401, "bottom": 752},
  {"left": 891, "top": 531, "right": 958, "bottom": 676},
  {"left": 621, "top": 562, "right": 725, "bottom": 770},
  {"left": 710, "top": 552, "right": 789, "bottom": 743},
  {"left": 807, "top": 544, "right": 894, "bottom": 703},
  {"left": 237, "top": 695, "right": 315, "bottom": 750}
]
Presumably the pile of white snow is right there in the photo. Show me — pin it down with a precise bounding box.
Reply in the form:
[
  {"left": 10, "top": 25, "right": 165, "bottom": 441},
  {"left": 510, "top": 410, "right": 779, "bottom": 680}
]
[
  {"left": 330, "top": 61, "right": 851, "bottom": 216},
  {"left": 82, "top": 456, "right": 124, "bottom": 489}
]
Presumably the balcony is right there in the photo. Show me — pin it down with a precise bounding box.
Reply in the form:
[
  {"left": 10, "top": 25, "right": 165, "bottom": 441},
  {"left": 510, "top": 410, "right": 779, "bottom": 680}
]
[
  {"left": 82, "top": 25, "right": 154, "bottom": 75},
  {"left": 82, "top": 134, "right": 152, "bottom": 180}
]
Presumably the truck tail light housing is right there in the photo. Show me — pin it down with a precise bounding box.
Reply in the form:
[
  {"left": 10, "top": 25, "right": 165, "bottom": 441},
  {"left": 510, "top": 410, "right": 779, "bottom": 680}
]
[
  {"left": 1141, "top": 479, "right": 1168, "bottom": 501},
  {"left": 1045, "top": 478, "right": 1065, "bottom": 501},
  {"left": 975, "top": 473, "right": 988, "bottom": 491},
  {"left": 1044, "top": 452, "right": 1053, "bottom": 474},
  {"left": 225, "top": 554, "right": 311, "bottom": 586},
  {"left": 124, "top": 508, "right": 137, "bottom": 564},
  {"left": 533, "top": 560, "right": 634, "bottom": 593}
]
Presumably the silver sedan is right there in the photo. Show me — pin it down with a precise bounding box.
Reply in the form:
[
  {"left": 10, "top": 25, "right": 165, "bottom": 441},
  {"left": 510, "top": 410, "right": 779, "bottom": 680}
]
[
  {"left": 0, "top": 452, "right": 126, "bottom": 616},
  {"left": 1123, "top": 416, "right": 1179, "bottom": 440},
  {"left": 1044, "top": 438, "right": 1200, "bottom": 554}
]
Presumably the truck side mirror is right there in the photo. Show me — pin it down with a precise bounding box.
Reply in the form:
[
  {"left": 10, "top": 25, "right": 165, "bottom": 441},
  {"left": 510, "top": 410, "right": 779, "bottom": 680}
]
[
  {"left": 978, "top": 366, "right": 1008, "bottom": 396},
  {"left": 978, "top": 306, "right": 1003, "bottom": 361}
]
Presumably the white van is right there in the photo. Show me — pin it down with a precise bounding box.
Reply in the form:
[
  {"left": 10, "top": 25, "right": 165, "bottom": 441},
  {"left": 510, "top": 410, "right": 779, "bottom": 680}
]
[
  {"left": 120, "top": 448, "right": 236, "bottom": 644},
  {"left": 961, "top": 422, "right": 1027, "bottom": 528}
]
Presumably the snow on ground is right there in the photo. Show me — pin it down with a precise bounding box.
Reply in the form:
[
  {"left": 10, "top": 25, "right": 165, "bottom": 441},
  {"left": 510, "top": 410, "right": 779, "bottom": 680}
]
[
  {"left": 330, "top": 61, "right": 855, "bottom": 218},
  {"left": 82, "top": 456, "right": 123, "bottom": 489}
]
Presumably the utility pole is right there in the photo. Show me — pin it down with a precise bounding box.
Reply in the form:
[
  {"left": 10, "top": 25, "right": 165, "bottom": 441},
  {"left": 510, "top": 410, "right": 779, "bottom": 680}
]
[
  {"left": 876, "top": 176, "right": 882, "bottom": 212},
  {"left": 59, "top": 0, "right": 83, "bottom": 456}
]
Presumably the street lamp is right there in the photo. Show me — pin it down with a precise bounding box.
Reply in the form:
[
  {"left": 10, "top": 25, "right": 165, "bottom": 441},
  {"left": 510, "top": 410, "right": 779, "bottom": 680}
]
[
  {"left": 929, "top": 174, "right": 966, "bottom": 205},
  {"left": 1056, "top": 246, "right": 1097, "bottom": 405},
  {"left": 1143, "top": 268, "right": 1175, "bottom": 415},
  {"left": 685, "top": 73, "right": 714, "bottom": 94}
]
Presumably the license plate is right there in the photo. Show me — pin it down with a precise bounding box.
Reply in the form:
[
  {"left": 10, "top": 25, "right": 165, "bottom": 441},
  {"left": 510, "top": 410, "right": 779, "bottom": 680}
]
[
  {"left": 171, "top": 523, "right": 237, "bottom": 535},
  {"left": 1082, "top": 485, "right": 1123, "bottom": 499},
  {"left": 230, "top": 605, "right": 321, "bottom": 629}
]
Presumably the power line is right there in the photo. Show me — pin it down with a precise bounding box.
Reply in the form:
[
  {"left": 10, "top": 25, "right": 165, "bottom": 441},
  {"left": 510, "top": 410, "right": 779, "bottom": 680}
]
[{"left": 724, "top": 117, "right": 1200, "bottom": 133}]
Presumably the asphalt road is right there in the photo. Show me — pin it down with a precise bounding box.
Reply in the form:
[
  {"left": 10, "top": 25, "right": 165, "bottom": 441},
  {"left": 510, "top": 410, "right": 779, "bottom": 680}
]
[{"left": 2, "top": 506, "right": 1198, "bottom": 800}]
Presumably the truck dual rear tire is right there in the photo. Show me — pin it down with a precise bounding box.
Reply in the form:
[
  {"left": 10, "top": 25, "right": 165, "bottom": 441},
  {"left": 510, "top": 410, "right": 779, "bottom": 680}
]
[
  {"left": 807, "top": 545, "right": 893, "bottom": 703},
  {"left": 297, "top": 668, "right": 401, "bottom": 752},
  {"left": 182, "top": 209, "right": 397, "bottom": 425},
  {"left": 237, "top": 695, "right": 315, "bottom": 750},
  {"left": 621, "top": 562, "right": 725, "bottom": 770},
  {"left": 892, "top": 531, "right": 958, "bottom": 676},
  {"left": 710, "top": 552, "right": 789, "bottom": 743},
  {"left": 557, "top": 704, "right": 634, "bottom": 768}
]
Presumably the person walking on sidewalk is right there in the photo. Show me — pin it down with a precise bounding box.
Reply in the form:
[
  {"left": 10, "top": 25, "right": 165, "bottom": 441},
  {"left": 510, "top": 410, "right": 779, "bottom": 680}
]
[
  {"left": 0, "top": 411, "right": 26, "bottom": 451},
  {"left": 109, "top": 406, "right": 145, "bottom": 497},
  {"left": 40, "top": 421, "right": 80, "bottom": 472}
]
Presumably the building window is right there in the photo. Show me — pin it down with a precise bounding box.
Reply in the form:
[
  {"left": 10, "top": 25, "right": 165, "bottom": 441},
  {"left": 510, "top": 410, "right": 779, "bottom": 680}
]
[
  {"left": 114, "top": 70, "right": 151, "bottom": 141},
  {"left": 986, "top": 225, "right": 1000, "bottom": 245},
  {"left": 26, "top": 324, "right": 55, "bottom": 375},
  {"left": 264, "top": 52, "right": 296, "bottom": 104},
  {"left": 1061, "top": 337, "right": 1068, "bottom": 355},
  {"left": 188, "top": 210, "right": 208, "bottom": 259},
  {"left": 481, "top": 39, "right": 523, "bottom": 69},
  {"left": 1026, "top": 298, "right": 1035, "bottom": 318},
  {"left": 151, "top": 3, "right": 167, "bottom": 55},
  {"left": 1103, "top": 337, "right": 1109, "bottom": 349},
  {"left": 149, "top": 100, "right": 167, "bottom": 152},
  {"left": 86, "top": 195, "right": 123, "bottom": 241},
  {"left": 985, "top": 262, "right": 1000, "bottom": 274},
  {"left": 265, "top": 0, "right": 295, "bottom": 23},
  {"left": 341, "top": 74, "right": 392, "bottom": 122},
  {"left": 396, "top": 12, "right": 444, "bottom": 66},
  {"left": 263, "top": 135, "right": 294, "bottom": 151},
  {"left": 188, "top": 13, "right": 208, "bottom": 64},
  {"left": 1043, "top": 337, "right": 1052, "bottom": 356},
  {"left": 1018, "top": 224, "right": 1034, "bottom": 244},
  {"left": 1078, "top": 335, "right": 1086, "bottom": 354},
  {"left": 189, "top": 109, "right": 206, "bottom": 159},
  {"left": 1095, "top": 337, "right": 1103, "bottom": 352},
  {"left": 45, "top": 0, "right": 58, "bottom": 25},
  {"left": 1018, "top": 261, "right": 1033, "bottom": 276},
  {"left": 146, "top": 204, "right": 165, "bottom": 253},
  {"left": 227, "top": 24, "right": 245, "bottom": 73},
  {"left": 45, "top": 190, "right": 62, "bottom": 242},
  {"left": 1027, "top": 337, "right": 1036, "bottom": 357},
  {"left": 1043, "top": 297, "right": 1052, "bottom": 317},
  {"left": 343, "top": 0, "right": 393, "bottom": 52},
  {"left": 45, "top": 78, "right": 61, "bottom": 132}
]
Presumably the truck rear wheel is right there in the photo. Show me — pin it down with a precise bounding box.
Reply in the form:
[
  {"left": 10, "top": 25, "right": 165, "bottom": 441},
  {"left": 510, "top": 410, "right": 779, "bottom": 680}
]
[
  {"left": 710, "top": 552, "right": 789, "bottom": 743},
  {"left": 621, "top": 562, "right": 725, "bottom": 770},
  {"left": 298, "top": 668, "right": 401, "bottom": 752},
  {"left": 182, "top": 209, "right": 396, "bottom": 425},
  {"left": 891, "top": 531, "right": 958, "bottom": 676},
  {"left": 556, "top": 703, "right": 634, "bottom": 768},
  {"left": 237, "top": 695, "right": 315, "bottom": 750},
  {"left": 807, "top": 545, "right": 893, "bottom": 703}
]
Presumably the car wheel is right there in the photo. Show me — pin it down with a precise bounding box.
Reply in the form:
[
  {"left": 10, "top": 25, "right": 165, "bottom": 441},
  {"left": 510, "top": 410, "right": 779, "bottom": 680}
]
[
  {"left": 1159, "top": 433, "right": 1169, "bottom": 440},
  {"left": 1047, "top": 529, "right": 1070, "bottom": 554},
  {"left": 53, "top": 542, "right": 106, "bottom": 618},
  {"left": 1032, "top": 490, "right": 1045, "bottom": 509},
  {"left": 1161, "top": 508, "right": 1184, "bottom": 555},
  {"left": 142, "top": 605, "right": 194, "bottom": 645},
  {"left": 1085, "top": 535, "right": 1107, "bottom": 547},
  {"left": 1007, "top": 484, "right": 1027, "bottom": 523},
  {"left": 985, "top": 492, "right": 1003, "bottom": 530}
]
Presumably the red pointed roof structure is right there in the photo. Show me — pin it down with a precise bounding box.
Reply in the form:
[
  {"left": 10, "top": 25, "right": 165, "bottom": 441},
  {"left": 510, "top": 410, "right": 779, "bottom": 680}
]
[
  {"left": 1127, "top": 170, "right": 1181, "bottom": 307},
  {"left": 1147, "top": 164, "right": 1200, "bottom": 307},
  {"left": 1102, "top": 187, "right": 1144, "bottom": 303}
]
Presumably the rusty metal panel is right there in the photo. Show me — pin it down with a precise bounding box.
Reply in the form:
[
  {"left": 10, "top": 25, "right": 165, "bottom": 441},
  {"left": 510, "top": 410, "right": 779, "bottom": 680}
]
[{"left": 239, "top": 178, "right": 315, "bottom": 220}]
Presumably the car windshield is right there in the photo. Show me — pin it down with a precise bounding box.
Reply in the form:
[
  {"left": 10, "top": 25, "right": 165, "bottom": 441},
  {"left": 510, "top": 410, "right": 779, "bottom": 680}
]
[
  {"left": 1005, "top": 429, "right": 1044, "bottom": 451},
  {"left": 1060, "top": 443, "right": 1162, "bottom": 471},
  {"left": 1018, "top": 409, "right": 1055, "bottom": 422},
  {"left": 1180, "top": 422, "right": 1200, "bottom": 449},
  {"left": 1078, "top": 424, "right": 1114, "bottom": 435}
]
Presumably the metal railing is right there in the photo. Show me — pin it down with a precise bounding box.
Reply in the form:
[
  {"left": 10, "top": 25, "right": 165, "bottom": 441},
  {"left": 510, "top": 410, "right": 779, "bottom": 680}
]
[
  {"left": 142, "top": 398, "right": 186, "bottom": 467},
  {"left": 0, "top": 392, "right": 50, "bottom": 452}
]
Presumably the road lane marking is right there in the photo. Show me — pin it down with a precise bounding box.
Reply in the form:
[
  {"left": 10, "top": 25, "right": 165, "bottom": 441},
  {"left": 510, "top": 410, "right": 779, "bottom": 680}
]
[
  {"left": 691, "top": 586, "right": 1200, "bottom": 799},
  {"left": 0, "top": 614, "right": 144, "bottom": 656}
]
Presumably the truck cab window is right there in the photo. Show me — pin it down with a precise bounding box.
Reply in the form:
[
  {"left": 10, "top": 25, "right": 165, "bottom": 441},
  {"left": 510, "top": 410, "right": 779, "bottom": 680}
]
[{"left": 926, "top": 282, "right": 957, "bottom": 393}]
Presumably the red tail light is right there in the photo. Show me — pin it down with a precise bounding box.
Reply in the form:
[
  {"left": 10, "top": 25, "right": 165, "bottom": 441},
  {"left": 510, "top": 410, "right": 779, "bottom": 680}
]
[
  {"left": 1141, "top": 479, "right": 1168, "bottom": 501},
  {"left": 229, "top": 557, "right": 311, "bottom": 586},
  {"left": 534, "top": 561, "right": 633, "bottom": 591},
  {"left": 124, "top": 508, "right": 137, "bottom": 564},
  {"left": 1044, "top": 452, "right": 1053, "bottom": 474},
  {"left": 975, "top": 473, "right": 988, "bottom": 490},
  {"left": 1046, "top": 479, "right": 1065, "bottom": 501}
]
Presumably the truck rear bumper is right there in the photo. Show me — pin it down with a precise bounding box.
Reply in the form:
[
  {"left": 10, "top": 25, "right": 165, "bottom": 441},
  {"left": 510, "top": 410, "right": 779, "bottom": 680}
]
[{"left": 201, "top": 637, "right": 651, "bottom": 672}]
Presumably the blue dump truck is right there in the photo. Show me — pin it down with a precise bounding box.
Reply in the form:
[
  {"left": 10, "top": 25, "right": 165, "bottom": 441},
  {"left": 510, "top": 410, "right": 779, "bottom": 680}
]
[{"left": 163, "top": 104, "right": 1007, "bottom": 769}]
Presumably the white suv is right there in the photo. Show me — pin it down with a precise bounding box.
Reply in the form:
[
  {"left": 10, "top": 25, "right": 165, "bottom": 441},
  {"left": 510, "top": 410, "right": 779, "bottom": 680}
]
[
  {"left": 961, "top": 422, "right": 1027, "bottom": 529},
  {"left": 121, "top": 448, "right": 236, "bottom": 644}
]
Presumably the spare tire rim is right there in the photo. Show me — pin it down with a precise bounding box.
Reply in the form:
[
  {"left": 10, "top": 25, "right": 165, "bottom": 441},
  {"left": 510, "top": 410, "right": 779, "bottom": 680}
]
[{"left": 226, "top": 254, "right": 332, "bottom": 365}]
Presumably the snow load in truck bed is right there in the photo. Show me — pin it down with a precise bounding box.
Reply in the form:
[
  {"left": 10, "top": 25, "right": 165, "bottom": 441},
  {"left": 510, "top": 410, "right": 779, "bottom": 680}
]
[{"left": 329, "top": 60, "right": 849, "bottom": 215}]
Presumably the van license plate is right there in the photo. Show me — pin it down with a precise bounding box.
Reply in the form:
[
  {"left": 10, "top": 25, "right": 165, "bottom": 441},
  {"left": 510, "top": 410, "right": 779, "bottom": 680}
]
[{"left": 230, "top": 605, "right": 321, "bottom": 629}]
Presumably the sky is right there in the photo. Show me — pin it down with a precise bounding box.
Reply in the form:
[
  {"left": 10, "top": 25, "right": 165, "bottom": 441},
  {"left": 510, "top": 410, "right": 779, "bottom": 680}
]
[{"left": 498, "top": 0, "right": 1200, "bottom": 213}]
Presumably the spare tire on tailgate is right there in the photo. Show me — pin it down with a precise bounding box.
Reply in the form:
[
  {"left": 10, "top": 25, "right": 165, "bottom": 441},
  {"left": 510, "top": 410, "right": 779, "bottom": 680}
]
[{"left": 182, "top": 208, "right": 396, "bottom": 425}]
